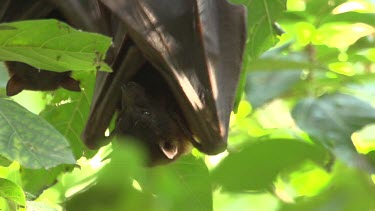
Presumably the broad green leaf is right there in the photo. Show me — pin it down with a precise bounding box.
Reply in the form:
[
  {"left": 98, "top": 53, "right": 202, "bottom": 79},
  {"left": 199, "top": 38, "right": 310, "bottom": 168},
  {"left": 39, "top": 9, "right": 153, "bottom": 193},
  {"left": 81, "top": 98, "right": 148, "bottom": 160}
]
[
  {"left": 292, "top": 93, "right": 375, "bottom": 145},
  {"left": 346, "top": 36, "right": 375, "bottom": 63},
  {"left": 211, "top": 139, "right": 328, "bottom": 191},
  {"left": 231, "top": 0, "right": 287, "bottom": 111},
  {"left": 280, "top": 164, "right": 375, "bottom": 211},
  {"left": 0, "top": 99, "right": 76, "bottom": 169},
  {"left": 314, "top": 23, "right": 374, "bottom": 49},
  {"left": 245, "top": 47, "right": 309, "bottom": 108},
  {"left": 292, "top": 93, "right": 375, "bottom": 167},
  {"left": 0, "top": 178, "right": 25, "bottom": 207},
  {"left": 66, "top": 141, "right": 212, "bottom": 211},
  {"left": 20, "top": 166, "right": 69, "bottom": 199},
  {"left": 41, "top": 72, "right": 95, "bottom": 158},
  {"left": 321, "top": 12, "right": 375, "bottom": 27},
  {"left": 231, "top": 0, "right": 287, "bottom": 60},
  {"left": 305, "top": 0, "right": 346, "bottom": 23},
  {"left": 315, "top": 45, "right": 340, "bottom": 64},
  {"left": 0, "top": 19, "right": 111, "bottom": 72},
  {"left": 0, "top": 155, "right": 11, "bottom": 167},
  {"left": 139, "top": 155, "right": 212, "bottom": 211},
  {"left": 65, "top": 141, "right": 148, "bottom": 211},
  {"left": 246, "top": 70, "right": 301, "bottom": 109}
]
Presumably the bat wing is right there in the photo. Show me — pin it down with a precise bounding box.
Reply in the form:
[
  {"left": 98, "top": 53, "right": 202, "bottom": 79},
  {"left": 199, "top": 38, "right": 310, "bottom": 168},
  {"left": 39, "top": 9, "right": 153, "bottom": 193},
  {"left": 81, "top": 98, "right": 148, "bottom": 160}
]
[
  {"left": 0, "top": 0, "right": 55, "bottom": 22},
  {"left": 99, "top": 0, "right": 247, "bottom": 154}
]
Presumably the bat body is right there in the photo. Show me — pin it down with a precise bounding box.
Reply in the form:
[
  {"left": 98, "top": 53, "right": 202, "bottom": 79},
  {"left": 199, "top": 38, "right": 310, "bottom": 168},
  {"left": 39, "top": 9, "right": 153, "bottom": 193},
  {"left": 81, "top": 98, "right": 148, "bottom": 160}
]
[
  {"left": 86, "top": 0, "right": 247, "bottom": 161},
  {"left": 115, "top": 62, "right": 193, "bottom": 166},
  {"left": 1, "top": 0, "right": 247, "bottom": 165},
  {"left": 5, "top": 61, "right": 81, "bottom": 96}
]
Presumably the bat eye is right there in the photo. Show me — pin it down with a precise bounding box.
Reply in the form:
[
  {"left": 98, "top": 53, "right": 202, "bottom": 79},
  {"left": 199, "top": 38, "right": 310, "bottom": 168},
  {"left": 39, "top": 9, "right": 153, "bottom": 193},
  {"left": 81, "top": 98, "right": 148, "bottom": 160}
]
[{"left": 159, "top": 141, "right": 178, "bottom": 160}]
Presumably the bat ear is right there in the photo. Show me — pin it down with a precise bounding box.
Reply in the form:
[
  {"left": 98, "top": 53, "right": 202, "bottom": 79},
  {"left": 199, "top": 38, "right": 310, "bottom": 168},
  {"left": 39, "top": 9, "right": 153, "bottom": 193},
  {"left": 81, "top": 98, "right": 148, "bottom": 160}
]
[
  {"left": 159, "top": 141, "right": 178, "bottom": 159},
  {"left": 6, "top": 76, "right": 24, "bottom": 96},
  {"left": 60, "top": 76, "right": 81, "bottom": 92}
]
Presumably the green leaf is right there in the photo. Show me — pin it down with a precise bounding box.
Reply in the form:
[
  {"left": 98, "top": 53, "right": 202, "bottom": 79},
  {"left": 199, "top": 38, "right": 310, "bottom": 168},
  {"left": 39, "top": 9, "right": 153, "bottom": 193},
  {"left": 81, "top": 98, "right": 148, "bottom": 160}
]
[
  {"left": 0, "top": 62, "right": 7, "bottom": 89},
  {"left": 347, "top": 36, "right": 375, "bottom": 57},
  {"left": 66, "top": 141, "right": 212, "bottom": 211},
  {"left": 232, "top": 0, "right": 287, "bottom": 111},
  {"left": 292, "top": 93, "right": 375, "bottom": 166},
  {"left": 0, "top": 99, "right": 76, "bottom": 169},
  {"left": 20, "top": 166, "right": 70, "bottom": 199},
  {"left": 41, "top": 72, "right": 95, "bottom": 158},
  {"left": 305, "top": 0, "right": 346, "bottom": 22},
  {"left": 245, "top": 47, "right": 309, "bottom": 108},
  {"left": 280, "top": 164, "right": 375, "bottom": 211},
  {"left": 211, "top": 139, "right": 328, "bottom": 192},
  {"left": 0, "top": 155, "right": 11, "bottom": 167},
  {"left": 139, "top": 155, "right": 213, "bottom": 211},
  {"left": 315, "top": 45, "right": 340, "bottom": 64},
  {"left": 246, "top": 70, "right": 301, "bottom": 109},
  {"left": 365, "top": 150, "right": 375, "bottom": 169},
  {"left": 65, "top": 141, "right": 147, "bottom": 211},
  {"left": 0, "top": 178, "right": 25, "bottom": 207},
  {"left": 248, "top": 58, "right": 314, "bottom": 71},
  {"left": 26, "top": 201, "right": 61, "bottom": 211},
  {"left": 321, "top": 12, "right": 375, "bottom": 27},
  {"left": 292, "top": 93, "right": 375, "bottom": 146},
  {"left": 231, "top": 0, "right": 287, "bottom": 60},
  {"left": 0, "top": 19, "right": 111, "bottom": 72}
]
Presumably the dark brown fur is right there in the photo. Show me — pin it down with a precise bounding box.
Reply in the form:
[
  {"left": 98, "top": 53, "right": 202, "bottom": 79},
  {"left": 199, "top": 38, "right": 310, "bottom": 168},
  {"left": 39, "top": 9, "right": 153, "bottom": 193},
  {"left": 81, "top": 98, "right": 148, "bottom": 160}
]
[
  {"left": 114, "top": 62, "right": 192, "bottom": 166},
  {"left": 5, "top": 61, "right": 81, "bottom": 96}
]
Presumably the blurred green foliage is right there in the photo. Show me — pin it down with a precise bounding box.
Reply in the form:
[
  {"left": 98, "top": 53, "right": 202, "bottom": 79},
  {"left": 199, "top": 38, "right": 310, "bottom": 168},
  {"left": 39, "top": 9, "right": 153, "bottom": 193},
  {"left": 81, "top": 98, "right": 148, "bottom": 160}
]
[{"left": 0, "top": 0, "right": 375, "bottom": 210}]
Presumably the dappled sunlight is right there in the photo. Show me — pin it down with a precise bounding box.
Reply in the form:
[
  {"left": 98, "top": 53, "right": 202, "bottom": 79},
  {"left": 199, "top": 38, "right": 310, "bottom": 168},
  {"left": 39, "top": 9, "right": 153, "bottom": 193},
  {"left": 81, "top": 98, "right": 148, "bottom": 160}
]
[
  {"left": 1, "top": 0, "right": 375, "bottom": 210},
  {"left": 314, "top": 23, "right": 374, "bottom": 49},
  {"left": 333, "top": 1, "right": 367, "bottom": 13}
]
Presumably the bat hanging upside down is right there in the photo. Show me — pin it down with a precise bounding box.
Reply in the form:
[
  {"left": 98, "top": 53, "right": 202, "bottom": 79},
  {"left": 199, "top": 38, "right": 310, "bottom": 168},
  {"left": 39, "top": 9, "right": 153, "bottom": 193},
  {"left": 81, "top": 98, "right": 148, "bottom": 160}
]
[
  {"left": 1, "top": 0, "right": 247, "bottom": 166},
  {"left": 114, "top": 62, "right": 193, "bottom": 166},
  {"left": 83, "top": 0, "right": 247, "bottom": 166}
]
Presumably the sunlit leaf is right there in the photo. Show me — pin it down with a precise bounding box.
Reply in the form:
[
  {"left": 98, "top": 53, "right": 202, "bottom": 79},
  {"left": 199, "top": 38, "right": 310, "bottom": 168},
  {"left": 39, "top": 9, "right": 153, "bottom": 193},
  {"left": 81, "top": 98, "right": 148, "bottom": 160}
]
[
  {"left": 321, "top": 12, "right": 375, "bottom": 27},
  {"left": 314, "top": 23, "right": 374, "bottom": 48},
  {"left": 231, "top": 0, "right": 287, "bottom": 60},
  {"left": 26, "top": 201, "right": 61, "bottom": 211},
  {"left": 0, "top": 178, "right": 25, "bottom": 207},
  {"left": 280, "top": 164, "right": 375, "bottom": 211},
  {"left": 41, "top": 72, "right": 95, "bottom": 158},
  {"left": 139, "top": 155, "right": 212, "bottom": 211},
  {"left": 20, "top": 166, "right": 70, "bottom": 199},
  {"left": 232, "top": 0, "right": 287, "bottom": 111},
  {"left": 0, "top": 19, "right": 111, "bottom": 72},
  {"left": 66, "top": 141, "right": 212, "bottom": 211},
  {"left": 305, "top": 0, "right": 346, "bottom": 21},
  {"left": 0, "top": 99, "right": 76, "bottom": 169},
  {"left": 211, "top": 139, "right": 329, "bottom": 191},
  {"left": 315, "top": 45, "right": 340, "bottom": 64},
  {"left": 65, "top": 141, "right": 149, "bottom": 211}
]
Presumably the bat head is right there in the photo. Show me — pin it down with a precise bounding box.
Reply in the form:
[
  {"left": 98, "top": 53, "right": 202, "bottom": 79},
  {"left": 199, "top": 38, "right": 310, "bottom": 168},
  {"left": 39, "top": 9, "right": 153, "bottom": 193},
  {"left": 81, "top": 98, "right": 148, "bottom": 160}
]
[{"left": 115, "top": 81, "right": 192, "bottom": 166}]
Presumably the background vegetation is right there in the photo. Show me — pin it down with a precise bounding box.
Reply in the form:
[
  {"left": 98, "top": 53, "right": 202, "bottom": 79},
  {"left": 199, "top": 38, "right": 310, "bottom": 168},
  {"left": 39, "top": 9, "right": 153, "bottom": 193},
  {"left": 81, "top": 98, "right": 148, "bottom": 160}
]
[{"left": 0, "top": 0, "right": 375, "bottom": 210}]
